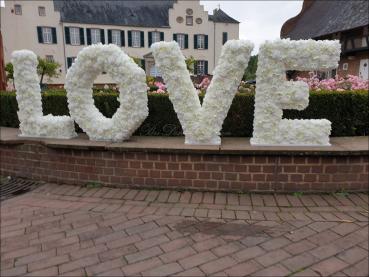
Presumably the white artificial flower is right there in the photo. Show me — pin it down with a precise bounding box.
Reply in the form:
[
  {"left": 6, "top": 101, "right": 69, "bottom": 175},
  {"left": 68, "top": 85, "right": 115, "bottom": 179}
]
[
  {"left": 65, "top": 44, "right": 148, "bottom": 142},
  {"left": 152, "top": 40, "right": 253, "bottom": 145},
  {"left": 251, "top": 39, "right": 341, "bottom": 146},
  {"left": 11, "top": 50, "right": 76, "bottom": 139}
]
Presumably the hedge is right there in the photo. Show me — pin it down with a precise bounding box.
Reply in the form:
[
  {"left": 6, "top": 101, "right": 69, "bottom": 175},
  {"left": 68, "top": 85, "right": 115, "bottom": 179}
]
[{"left": 0, "top": 90, "right": 368, "bottom": 137}]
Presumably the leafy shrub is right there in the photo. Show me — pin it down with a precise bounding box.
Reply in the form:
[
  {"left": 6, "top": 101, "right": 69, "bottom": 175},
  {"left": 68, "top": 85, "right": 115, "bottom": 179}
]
[{"left": 0, "top": 89, "right": 367, "bottom": 137}]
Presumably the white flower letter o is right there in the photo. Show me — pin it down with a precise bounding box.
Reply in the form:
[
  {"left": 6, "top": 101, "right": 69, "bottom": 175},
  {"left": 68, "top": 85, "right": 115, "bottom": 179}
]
[
  {"left": 65, "top": 44, "right": 148, "bottom": 142},
  {"left": 11, "top": 50, "right": 76, "bottom": 139}
]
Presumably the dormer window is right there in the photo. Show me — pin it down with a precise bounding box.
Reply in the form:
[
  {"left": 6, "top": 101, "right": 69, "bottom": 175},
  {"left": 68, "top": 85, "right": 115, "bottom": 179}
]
[
  {"left": 38, "top": 6, "right": 46, "bottom": 16},
  {"left": 186, "top": 16, "right": 193, "bottom": 26}
]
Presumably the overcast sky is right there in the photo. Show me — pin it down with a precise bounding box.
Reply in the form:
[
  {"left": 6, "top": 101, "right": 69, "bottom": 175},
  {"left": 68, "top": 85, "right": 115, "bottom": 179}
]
[{"left": 201, "top": 1, "right": 303, "bottom": 54}]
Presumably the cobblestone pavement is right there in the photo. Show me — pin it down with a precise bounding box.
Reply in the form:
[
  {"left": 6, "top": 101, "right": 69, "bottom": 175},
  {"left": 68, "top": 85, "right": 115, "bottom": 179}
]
[{"left": 1, "top": 184, "right": 368, "bottom": 277}]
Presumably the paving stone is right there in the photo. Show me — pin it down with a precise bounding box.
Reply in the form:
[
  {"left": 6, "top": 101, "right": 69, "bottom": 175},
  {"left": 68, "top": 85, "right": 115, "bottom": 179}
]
[
  {"left": 125, "top": 246, "right": 163, "bottom": 264},
  {"left": 233, "top": 246, "right": 265, "bottom": 262},
  {"left": 251, "top": 264, "right": 290, "bottom": 277},
  {"left": 336, "top": 246, "right": 368, "bottom": 264},
  {"left": 200, "top": 256, "right": 237, "bottom": 275},
  {"left": 122, "top": 257, "right": 163, "bottom": 276},
  {"left": 255, "top": 249, "right": 291, "bottom": 267},
  {"left": 283, "top": 239, "right": 316, "bottom": 255},
  {"left": 179, "top": 251, "right": 217, "bottom": 269},
  {"left": 1, "top": 184, "right": 368, "bottom": 277},
  {"left": 225, "top": 260, "right": 262, "bottom": 276},
  {"left": 141, "top": 262, "right": 183, "bottom": 276},
  {"left": 311, "top": 257, "right": 349, "bottom": 276},
  {"left": 159, "top": 246, "right": 196, "bottom": 263}
]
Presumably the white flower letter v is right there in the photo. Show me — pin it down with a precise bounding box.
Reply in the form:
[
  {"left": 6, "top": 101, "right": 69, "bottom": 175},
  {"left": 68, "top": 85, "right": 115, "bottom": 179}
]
[{"left": 152, "top": 40, "right": 253, "bottom": 145}]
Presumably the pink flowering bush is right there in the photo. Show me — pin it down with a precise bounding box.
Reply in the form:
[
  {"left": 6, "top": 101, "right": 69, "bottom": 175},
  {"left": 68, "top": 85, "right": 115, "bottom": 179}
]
[
  {"left": 297, "top": 75, "right": 368, "bottom": 91},
  {"left": 195, "top": 77, "right": 211, "bottom": 90}
]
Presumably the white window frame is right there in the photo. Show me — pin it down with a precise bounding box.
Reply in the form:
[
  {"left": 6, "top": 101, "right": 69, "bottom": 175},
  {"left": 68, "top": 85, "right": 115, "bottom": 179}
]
[
  {"left": 342, "top": 63, "right": 348, "bottom": 71},
  {"left": 38, "top": 6, "right": 46, "bottom": 16},
  {"left": 177, "top": 34, "right": 185, "bottom": 49},
  {"left": 151, "top": 31, "right": 161, "bottom": 44},
  {"left": 111, "top": 30, "right": 121, "bottom": 46},
  {"left": 70, "top": 27, "right": 80, "bottom": 45},
  {"left": 132, "top": 31, "right": 141, "bottom": 47},
  {"left": 150, "top": 65, "right": 161, "bottom": 77},
  {"left": 45, "top": 55, "right": 54, "bottom": 62},
  {"left": 42, "top": 27, "right": 53, "bottom": 44},
  {"left": 197, "top": 60, "right": 206, "bottom": 75},
  {"left": 186, "top": 16, "right": 193, "bottom": 26},
  {"left": 91, "top": 29, "right": 101, "bottom": 44},
  {"left": 197, "top": 35, "right": 205, "bottom": 49},
  {"left": 14, "top": 4, "right": 22, "bottom": 15}
]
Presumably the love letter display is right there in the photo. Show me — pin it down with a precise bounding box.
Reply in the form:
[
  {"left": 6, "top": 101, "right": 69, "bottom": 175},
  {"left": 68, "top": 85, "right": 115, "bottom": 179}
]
[
  {"left": 251, "top": 39, "right": 341, "bottom": 146},
  {"left": 152, "top": 40, "right": 253, "bottom": 145},
  {"left": 11, "top": 50, "right": 76, "bottom": 139},
  {"left": 11, "top": 39, "right": 341, "bottom": 146},
  {"left": 65, "top": 44, "right": 148, "bottom": 142}
]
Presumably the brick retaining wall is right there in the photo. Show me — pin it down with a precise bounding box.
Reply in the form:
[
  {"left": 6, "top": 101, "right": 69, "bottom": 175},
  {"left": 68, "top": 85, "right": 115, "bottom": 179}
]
[{"left": 1, "top": 138, "right": 368, "bottom": 192}]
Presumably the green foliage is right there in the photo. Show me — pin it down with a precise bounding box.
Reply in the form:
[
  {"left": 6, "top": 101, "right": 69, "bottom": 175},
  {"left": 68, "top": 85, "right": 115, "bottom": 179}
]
[
  {"left": 37, "top": 57, "right": 60, "bottom": 86},
  {"left": 6, "top": 59, "right": 60, "bottom": 88},
  {"left": 243, "top": 55, "right": 258, "bottom": 81},
  {"left": 0, "top": 90, "right": 368, "bottom": 137},
  {"left": 85, "top": 181, "right": 102, "bottom": 188},
  {"left": 185, "top": 56, "right": 196, "bottom": 74},
  {"left": 5, "top": 63, "right": 14, "bottom": 81}
]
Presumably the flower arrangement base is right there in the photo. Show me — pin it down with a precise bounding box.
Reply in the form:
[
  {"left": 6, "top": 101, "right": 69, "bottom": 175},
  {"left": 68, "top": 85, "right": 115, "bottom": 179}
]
[
  {"left": 1, "top": 127, "right": 367, "bottom": 193},
  {"left": 185, "top": 137, "right": 221, "bottom": 146}
]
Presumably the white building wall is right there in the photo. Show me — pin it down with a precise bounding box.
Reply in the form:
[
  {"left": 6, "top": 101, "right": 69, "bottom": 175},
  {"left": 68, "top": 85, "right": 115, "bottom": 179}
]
[{"left": 1, "top": 0, "right": 239, "bottom": 84}]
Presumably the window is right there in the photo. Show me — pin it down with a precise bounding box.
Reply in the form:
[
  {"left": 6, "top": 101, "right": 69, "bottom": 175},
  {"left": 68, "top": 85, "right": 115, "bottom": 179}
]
[
  {"left": 150, "top": 65, "right": 161, "bottom": 77},
  {"left": 70, "top": 27, "right": 80, "bottom": 45},
  {"left": 91, "top": 29, "right": 101, "bottom": 44},
  {"left": 45, "top": 55, "right": 54, "bottom": 62},
  {"left": 131, "top": 31, "right": 141, "bottom": 47},
  {"left": 42, "top": 27, "right": 53, "bottom": 44},
  {"left": 177, "top": 34, "right": 185, "bottom": 49},
  {"left": 186, "top": 16, "right": 193, "bottom": 26},
  {"left": 67, "top": 57, "right": 76, "bottom": 68},
  {"left": 197, "top": 60, "right": 207, "bottom": 75},
  {"left": 197, "top": 35, "right": 205, "bottom": 49},
  {"left": 151, "top": 32, "right": 161, "bottom": 44},
  {"left": 343, "top": 63, "right": 348, "bottom": 70},
  {"left": 38, "top": 6, "right": 46, "bottom": 16},
  {"left": 222, "top": 32, "right": 228, "bottom": 45},
  {"left": 111, "top": 30, "right": 121, "bottom": 46},
  {"left": 14, "top": 4, "right": 22, "bottom": 15}
]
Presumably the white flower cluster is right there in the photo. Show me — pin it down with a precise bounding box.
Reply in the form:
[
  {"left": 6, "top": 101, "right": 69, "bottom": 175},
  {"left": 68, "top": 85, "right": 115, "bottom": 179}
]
[
  {"left": 11, "top": 50, "right": 76, "bottom": 139},
  {"left": 152, "top": 40, "right": 253, "bottom": 145},
  {"left": 65, "top": 44, "right": 148, "bottom": 142},
  {"left": 251, "top": 39, "right": 341, "bottom": 146}
]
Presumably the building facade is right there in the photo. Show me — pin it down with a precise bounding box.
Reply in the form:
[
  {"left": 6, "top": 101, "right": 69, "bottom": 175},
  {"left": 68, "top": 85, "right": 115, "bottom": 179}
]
[
  {"left": 281, "top": 0, "right": 369, "bottom": 80},
  {"left": 1, "top": 0, "right": 240, "bottom": 84}
]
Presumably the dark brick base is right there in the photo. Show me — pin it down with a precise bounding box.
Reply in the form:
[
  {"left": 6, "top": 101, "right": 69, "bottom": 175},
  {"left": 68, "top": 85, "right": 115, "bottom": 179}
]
[{"left": 0, "top": 143, "right": 368, "bottom": 192}]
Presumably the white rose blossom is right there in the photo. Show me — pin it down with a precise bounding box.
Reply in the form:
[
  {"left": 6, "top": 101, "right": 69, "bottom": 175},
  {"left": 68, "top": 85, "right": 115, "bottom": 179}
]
[
  {"left": 251, "top": 39, "right": 341, "bottom": 146},
  {"left": 65, "top": 44, "right": 148, "bottom": 142},
  {"left": 152, "top": 40, "right": 253, "bottom": 145},
  {"left": 11, "top": 50, "right": 76, "bottom": 139}
]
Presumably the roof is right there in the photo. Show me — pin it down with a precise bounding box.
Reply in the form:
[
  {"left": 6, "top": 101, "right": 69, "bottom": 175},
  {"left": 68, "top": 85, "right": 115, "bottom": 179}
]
[
  {"left": 53, "top": 0, "right": 176, "bottom": 28},
  {"left": 281, "top": 0, "right": 369, "bottom": 39},
  {"left": 53, "top": 1, "right": 239, "bottom": 27},
  {"left": 209, "top": 8, "right": 240, "bottom": 24}
]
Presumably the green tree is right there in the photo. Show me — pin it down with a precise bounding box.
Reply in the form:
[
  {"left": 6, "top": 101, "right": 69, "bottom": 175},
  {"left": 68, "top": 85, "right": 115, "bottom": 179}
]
[
  {"left": 37, "top": 57, "right": 60, "bottom": 87},
  {"left": 185, "top": 56, "right": 195, "bottom": 74},
  {"left": 5, "top": 62, "right": 14, "bottom": 88},
  {"left": 243, "top": 55, "right": 258, "bottom": 81}
]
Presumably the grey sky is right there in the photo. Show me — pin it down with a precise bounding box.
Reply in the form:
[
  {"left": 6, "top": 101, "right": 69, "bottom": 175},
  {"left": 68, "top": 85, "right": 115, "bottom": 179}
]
[{"left": 201, "top": 0, "right": 303, "bottom": 54}]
